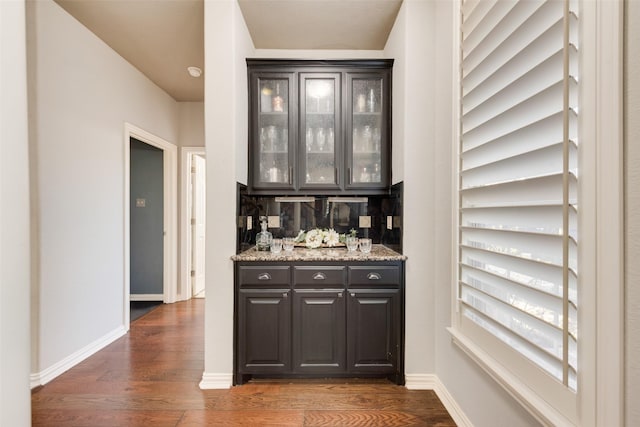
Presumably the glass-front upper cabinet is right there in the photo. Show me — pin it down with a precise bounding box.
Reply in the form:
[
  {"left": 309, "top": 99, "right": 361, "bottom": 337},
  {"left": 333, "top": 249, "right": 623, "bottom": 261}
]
[
  {"left": 346, "top": 73, "right": 390, "bottom": 190},
  {"left": 247, "top": 60, "right": 392, "bottom": 195},
  {"left": 299, "top": 73, "right": 341, "bottom": 191},
  {"left": 250, "top": 72, "right": 295, "bottom": 191}
]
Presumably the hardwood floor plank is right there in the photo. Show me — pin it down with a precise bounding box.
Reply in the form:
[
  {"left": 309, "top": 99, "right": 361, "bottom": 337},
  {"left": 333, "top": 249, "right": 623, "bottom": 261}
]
[
  {"left": 178, "top": 409, "right": 305, "bottom": 426},
  {"left": 32, "top": 299, "right": 457, "bottom": 426},
  {"left": 303, "top": 410, "right": 454, "bottom": 427},
  {"left": 32, "top": 409, "right": 184, "bottom": 427}
]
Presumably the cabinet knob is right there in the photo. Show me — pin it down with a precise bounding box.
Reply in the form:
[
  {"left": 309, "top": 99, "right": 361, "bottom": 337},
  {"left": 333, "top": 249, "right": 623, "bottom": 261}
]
[
  {"left": 313, "top": 272, "right": 326, "bottom": 280},
  {"left": 338, "top": 292, "right": 343, "bottom": 298},
  {"left": 257, "top": 273, "right": 272, "bottom": 281},
  {"left": 350, "top": 292, "right": 356, "bottom": 297},
  {"left": 283, "top": 292, "right": 288, "bottom": 298},
  {"left": 367, "top": 272, "right": 382, "bottom": 280}
]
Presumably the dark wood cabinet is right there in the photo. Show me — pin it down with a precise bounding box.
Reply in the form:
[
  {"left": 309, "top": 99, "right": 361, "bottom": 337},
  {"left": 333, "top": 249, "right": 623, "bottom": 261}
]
[
  {"left": 237, "top": 288, "right": 291, "bottom": 373},
  {"left": 293, "top": 289, "right": 346, "bottom": 373},
  {"left": 247, "top": 59, "right": 393, "bottom": 195},
  {"left": 234, "top": 260, "right": 404, "bottom": 385},
  {"left": 347, "top": 288, "right": 400, "bottom": 375}
]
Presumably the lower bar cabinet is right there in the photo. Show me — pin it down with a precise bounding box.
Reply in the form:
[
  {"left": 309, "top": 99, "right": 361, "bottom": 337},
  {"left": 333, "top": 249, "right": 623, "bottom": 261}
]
[{"left": 234, "top": 261, "right": 405, "bottom": 385}]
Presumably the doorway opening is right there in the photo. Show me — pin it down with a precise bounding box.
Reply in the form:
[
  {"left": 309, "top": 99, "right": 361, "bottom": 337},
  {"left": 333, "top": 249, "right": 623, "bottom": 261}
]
[
  {"left": 180, "top": 147, "right": 206, "bottom": 300},
  {"left": 124, "top": 123, "right": 178, "bottom": 329}
]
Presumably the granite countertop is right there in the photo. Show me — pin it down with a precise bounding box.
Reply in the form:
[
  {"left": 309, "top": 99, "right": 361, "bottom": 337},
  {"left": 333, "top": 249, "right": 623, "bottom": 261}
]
[{"left": 231, "top": 244, "right": 407, "bottom": 262}]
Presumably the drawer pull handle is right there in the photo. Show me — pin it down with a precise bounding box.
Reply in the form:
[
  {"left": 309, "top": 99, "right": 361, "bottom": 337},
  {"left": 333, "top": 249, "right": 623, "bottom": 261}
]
[
  {"left": 257, "top": 273, "right": 272, "bottom": 281},
  {"left": 338, "top": 292, "right": 343, "bottom": 298},
  {"left": 283, "top": 292, "right": 288, "bottom": 298},
  {"left": 350, "top": 292, "right": 356, "bottom": 297},
  {"left": 313, "top": 272, "right": 326, "bottom": 280},
  {"left": 367, "top": 272, "right": 382, "bottom": 280}
]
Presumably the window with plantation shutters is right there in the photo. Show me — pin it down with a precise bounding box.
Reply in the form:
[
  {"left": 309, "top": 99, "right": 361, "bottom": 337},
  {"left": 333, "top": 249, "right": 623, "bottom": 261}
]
[{"left": 458, "top": 0, "right": 578, "bottom": 392}]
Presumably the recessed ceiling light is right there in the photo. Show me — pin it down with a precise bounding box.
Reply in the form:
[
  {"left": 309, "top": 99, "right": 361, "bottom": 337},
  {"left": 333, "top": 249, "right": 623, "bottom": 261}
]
[{"left": 187, "top": 66, "right": 202, "bottom": 78}]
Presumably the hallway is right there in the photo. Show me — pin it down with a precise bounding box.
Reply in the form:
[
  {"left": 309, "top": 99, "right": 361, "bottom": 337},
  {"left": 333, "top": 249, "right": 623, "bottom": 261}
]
[{"left": 31, "top": 299, "right": 455, "bottom": 426}]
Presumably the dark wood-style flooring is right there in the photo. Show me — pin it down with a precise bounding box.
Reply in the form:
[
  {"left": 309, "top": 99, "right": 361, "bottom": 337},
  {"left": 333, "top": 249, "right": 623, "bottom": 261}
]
[{"left": 32, "top": 299, "right": 456, "bottom": 426}]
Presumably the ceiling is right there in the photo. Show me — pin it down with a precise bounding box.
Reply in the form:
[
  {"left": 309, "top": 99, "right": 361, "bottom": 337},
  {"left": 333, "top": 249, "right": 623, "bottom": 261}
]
[{"left": 54, "top": 0, "right": 403, "bottom": 102}]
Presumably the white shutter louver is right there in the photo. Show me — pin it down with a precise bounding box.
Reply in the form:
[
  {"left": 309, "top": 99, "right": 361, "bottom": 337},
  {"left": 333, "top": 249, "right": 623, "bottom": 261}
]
[{"left": 459, "top": 0, "right": 578, "bottom": 390}]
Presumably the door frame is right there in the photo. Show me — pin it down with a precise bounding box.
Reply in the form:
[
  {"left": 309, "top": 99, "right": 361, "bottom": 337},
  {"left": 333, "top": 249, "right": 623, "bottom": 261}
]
[
  {"left": 124, "top": 123, "right": 178, "bottom": 328},
  {"left": 180, "top": 147, "right": 206, "bottom": 300}
]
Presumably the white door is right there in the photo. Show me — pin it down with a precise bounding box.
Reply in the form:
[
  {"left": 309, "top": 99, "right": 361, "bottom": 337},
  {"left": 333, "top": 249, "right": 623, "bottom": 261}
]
[{"left": 192, "top": 154, "right": 206, "bottom": 297}]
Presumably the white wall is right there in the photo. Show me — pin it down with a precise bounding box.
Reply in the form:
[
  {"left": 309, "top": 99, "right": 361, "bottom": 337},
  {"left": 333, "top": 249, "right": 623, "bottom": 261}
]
[
  {"left": 384, "top": 0, "right": 437, "bottom": 380},
  {"left": 27, "top": 0, "right": 180, "bottom": 383},
  {"left": 201, "top": 0, "right": 254, "bottom": 386},
  {"left": 625, "top": 0, "right": 640, "bottom": 425},
  {"left": 179, "top": 102, "right": 205, "bottom": 147},
  {"left": 0, "top": 0, "right": 32, "bottom": 424}
]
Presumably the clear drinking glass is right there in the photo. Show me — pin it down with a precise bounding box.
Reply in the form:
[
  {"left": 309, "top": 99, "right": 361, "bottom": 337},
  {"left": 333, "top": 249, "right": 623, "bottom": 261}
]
[
  {"left": 359, "top": 238, "right": 372, "bottom": 253},
  {"left": 270, "top": 238, "right": 282, "bottom": 254},
  {"left": 282, "top": 237, "right": 295, "bottom": 252},
  {"left": 346, "top": 236, "right": 359, "bottom": 252}
]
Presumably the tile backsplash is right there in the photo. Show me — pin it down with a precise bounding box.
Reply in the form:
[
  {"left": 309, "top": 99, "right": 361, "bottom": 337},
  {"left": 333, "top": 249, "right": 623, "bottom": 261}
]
[{"left": 237, "top": 182, "right": 403, "bottom": 254}]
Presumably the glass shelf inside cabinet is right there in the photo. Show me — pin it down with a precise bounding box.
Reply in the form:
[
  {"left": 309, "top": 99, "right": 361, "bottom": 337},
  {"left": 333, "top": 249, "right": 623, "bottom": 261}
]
[
  {"left": 351, "top": 78, "right": 383, "bottom": 184},
  {"left": 305, "top": 79, "right": 336, "bottom": 185},
  {"left": 258, "top": 78, "right": 289, "bottom": 184}
]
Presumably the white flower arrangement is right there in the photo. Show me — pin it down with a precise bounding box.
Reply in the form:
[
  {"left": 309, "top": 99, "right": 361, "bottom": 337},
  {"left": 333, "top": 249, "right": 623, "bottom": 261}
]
[{"left": 294, "top": 228, "right": 357, "bottom": 249}]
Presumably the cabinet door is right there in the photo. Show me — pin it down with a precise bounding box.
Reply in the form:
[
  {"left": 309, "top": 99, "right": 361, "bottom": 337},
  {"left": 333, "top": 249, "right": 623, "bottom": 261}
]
[
  {"left": 299, "top": 73, "right": 342, "bottom": 191},
  {"left": 293, "top": 289, "right": 346, "bottom": 373},
  {"left": 237, "top": 289, "right": 291, "bottom": 373},
  {"left": 250, "top": 72, "right": 296, "bottom": 192},
  {"left": 347, "top": 288, "right": 400, "bottom": 373},
  {"left": 346, "top": 72, "right": 391, "bottom": 191}
]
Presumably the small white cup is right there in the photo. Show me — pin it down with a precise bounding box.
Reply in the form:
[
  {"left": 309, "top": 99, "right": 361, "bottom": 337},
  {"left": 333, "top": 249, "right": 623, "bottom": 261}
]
[
  {"left": 359, "top": 238, "right": 372, "bottom": 254},
  {"left": 270, "top": 238, "right": 282, "bottom": 254}
]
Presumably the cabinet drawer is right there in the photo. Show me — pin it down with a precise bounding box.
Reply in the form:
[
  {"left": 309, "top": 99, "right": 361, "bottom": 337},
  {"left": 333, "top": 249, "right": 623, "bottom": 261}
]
[
  {"left": 348, "top": 265, "right": 400, "bottom": 286},
  {"left": 294, "top": 266, "right": 346, "bottom": 286},
  {"left": 238, "top": 266, "right": 290, "bottom": 286}
]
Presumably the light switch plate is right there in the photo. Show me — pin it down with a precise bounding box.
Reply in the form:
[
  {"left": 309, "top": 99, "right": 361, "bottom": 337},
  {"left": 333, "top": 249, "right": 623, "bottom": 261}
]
[
  {"left": 387, "top": 216, "right": 393, "bottom": 230},
  {"left": 247, "top": 216, "right": 252, "bottom": 230},
  {"left": 359, "top": 215, "right": 372, "bottom": 228},
  {"left": 267, "top": 215, "right": 280, "bottom": 228}
]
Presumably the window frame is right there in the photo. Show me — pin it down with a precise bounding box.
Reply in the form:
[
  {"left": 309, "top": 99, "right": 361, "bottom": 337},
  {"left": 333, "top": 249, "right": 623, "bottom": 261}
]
[{"left": 448, "top": 1, "right": 624, "bottom": 425}]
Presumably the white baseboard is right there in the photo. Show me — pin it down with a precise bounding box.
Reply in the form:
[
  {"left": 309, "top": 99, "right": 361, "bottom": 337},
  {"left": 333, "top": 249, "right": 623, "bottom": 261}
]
[
  {"left": 199, "top": 372, "right": 233, "bottom": 389},
  {"left": 30, "top": 325, "right": 127, "bottom": 388},
  {"left": 405, "top": 373, "right": 439, "bottom": 390},
  {"left": 130, "top": 293, "right": 163, "bottom": 301},
  {"left": 405, "top": 373, "right": 474, "bottom": 427}
]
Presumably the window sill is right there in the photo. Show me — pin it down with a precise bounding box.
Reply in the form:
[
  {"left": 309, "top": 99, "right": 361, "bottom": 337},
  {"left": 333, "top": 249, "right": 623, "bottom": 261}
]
[{"left": 447, "top": 327, "right": 576, "bottom": 427}]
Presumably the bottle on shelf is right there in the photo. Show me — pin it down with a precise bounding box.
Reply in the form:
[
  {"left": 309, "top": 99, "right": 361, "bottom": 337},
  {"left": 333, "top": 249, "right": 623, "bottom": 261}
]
[
  {"left": 272, "top": 83, "right": 284, "bottom": 112},
  {"left": 372, "top": 163, "right": 381, "bottom": 182},
  {"left": 256, "top": 216, "right": 273, "bottom": 251},
  {"left": 279, "top": 128, "right": 288, "bottom": 152},
  {"left": 360, "top": 166, "right": 371, "bottom": 183},
  {"left": 306, "top": 128, "right": 314, "bottom": 151},
  {"left": 362, "top": 125, "right": 373, "bottom": 151},
  {"left": 269, "top": 161, "right": 279, "bottom": 182},
  {"left": 367, "top": 88, "right": 376, "bottom": 112},
  {"left": 327, "top": 128, "right": 334, "bottom": 151},
  {"left": 316, "top": 128, "right": 326, "bottom": 151},
  {"left": 356, "top": 93, "right": 366, "bottom": 112},
  {"left": 260, "top": 127, "right": 267, "bottom": 151},
  {"left": 372, "top": 127, "right": 381, "bottom": 152},
  {"left": 260, "top": 86, "right": 272, "bottom": 112}
]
